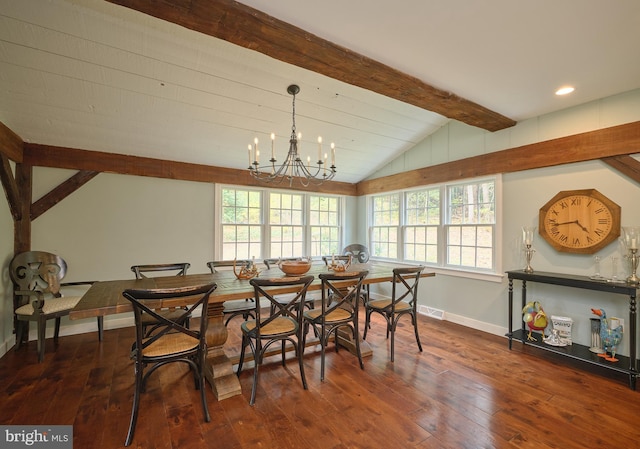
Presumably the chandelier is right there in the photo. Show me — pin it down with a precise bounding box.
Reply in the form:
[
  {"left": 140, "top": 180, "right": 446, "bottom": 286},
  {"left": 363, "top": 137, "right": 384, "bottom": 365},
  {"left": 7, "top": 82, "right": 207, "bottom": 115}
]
[{"left": 248, "top": 84, "right": 336, "bottom": 186}]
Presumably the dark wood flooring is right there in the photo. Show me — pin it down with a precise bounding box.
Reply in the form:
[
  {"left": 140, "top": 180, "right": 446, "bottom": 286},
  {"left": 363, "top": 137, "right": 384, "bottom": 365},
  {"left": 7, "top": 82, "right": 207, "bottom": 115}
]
[{"left": 1, "top": 312, "right": 639, "bottom": 449}]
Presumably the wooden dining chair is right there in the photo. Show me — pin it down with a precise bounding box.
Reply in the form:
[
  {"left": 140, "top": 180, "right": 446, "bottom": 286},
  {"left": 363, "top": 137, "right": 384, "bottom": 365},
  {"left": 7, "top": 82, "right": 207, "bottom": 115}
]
[
  {"left": 206, "top": 260, "right": 269, "bottom": 326},
  {"left": 363, "top": 266, "right": 425, "bottom": 362},
  {"left": 122, "top": 283, "right": 217, "bottom": 446},
  {"left": 302, "top": 270, "right": 368, "bottom": 381},
  {"left": 342, "top": 244, "right": 370, "bottom": 263},
  {"left": 342, "top": 244, "right": 371, "bottom": 305},
  {"left": 130, "top": 263, "right": 191, "bottom": 336},
  {"left": 9, "top": 251, "right": 102, "bottom": 363},
  {"left": 237, "top": 275, "right": 314, "bottom": 405},
  {"left": 262, "top": 257, "right": 315, "bottom": 312}
]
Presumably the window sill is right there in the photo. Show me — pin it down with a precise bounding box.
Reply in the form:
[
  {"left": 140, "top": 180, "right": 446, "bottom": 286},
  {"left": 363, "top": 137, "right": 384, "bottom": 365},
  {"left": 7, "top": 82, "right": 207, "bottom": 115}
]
[{"left": 369, "top": 258, "right": 504, "bottom": 283}]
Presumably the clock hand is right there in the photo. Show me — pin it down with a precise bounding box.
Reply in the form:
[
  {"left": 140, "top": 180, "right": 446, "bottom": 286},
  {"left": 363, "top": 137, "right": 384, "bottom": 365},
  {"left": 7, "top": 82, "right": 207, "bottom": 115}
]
[
  {"left": 575, "top": 220, "right": 589, "bottom": 232},
  {"left": 554, "top": 220, "right": 578, "bottom": 226}
]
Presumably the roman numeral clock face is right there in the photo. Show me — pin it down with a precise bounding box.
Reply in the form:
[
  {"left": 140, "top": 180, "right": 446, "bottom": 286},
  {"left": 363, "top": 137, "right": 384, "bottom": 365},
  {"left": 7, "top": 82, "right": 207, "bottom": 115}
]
[{"left": 539, "top": 189, "right": 621, "bottom": 254}]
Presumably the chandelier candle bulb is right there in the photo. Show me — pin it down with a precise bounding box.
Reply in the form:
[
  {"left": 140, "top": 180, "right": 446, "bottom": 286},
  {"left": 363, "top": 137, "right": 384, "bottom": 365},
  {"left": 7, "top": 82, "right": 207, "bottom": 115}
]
[
  {"left": 317, "top": 136, "right": 322, "bottom": 162},
  {"left": 270, "top": 133, "right": 275, "bottom": 160},
  {"left": 331, "top": 143, "right": 335, "bottom": 165},
  {"left": 248, "top": 144, "right": 252, "bottom": 166}
]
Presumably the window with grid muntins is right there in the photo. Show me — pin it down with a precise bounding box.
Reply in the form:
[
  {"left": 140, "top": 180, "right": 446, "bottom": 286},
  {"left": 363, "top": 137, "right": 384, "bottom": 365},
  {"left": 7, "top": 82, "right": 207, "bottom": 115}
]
[
  {"left": 446, "top": 181, "right": 495, "bottom": 270},
  {"left": 405, "top": 188, "right": 440, "bottom": 263},
  {"left": 221, "top": 188, "right": 262, "bottom": 260},
  {"left": 269, "top": 192, "right": 304, "bottom": 258},
  {"left": 368, "top": 177, "right": 497, "bottom": 273},
  {"left": 309, "top": 195, "right": 340, "bottom": 257},
  {"left": 370, "top": 194, "right": 400, "bottom": 259}
]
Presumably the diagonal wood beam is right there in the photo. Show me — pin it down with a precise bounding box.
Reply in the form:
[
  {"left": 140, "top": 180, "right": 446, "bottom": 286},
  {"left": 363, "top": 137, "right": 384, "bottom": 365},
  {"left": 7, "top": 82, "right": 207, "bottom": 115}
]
[
  {"left": 31, "top": 170, "right": 100, "bottom": 221},
  {"left": 601, "top": 155, "right": 640, "bottom": 184},
  {"left": 0, "top": 153, "right": 21, "bottom": 220},
  {"left": 104, "top": 0, "right": 516, "bottom": 132}
]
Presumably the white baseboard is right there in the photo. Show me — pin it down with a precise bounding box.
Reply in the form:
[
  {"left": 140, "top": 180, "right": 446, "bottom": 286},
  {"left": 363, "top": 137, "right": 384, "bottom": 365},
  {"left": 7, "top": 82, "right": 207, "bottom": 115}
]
[{"left": 367, "top": 290, "right": 507, "bottom": 337}]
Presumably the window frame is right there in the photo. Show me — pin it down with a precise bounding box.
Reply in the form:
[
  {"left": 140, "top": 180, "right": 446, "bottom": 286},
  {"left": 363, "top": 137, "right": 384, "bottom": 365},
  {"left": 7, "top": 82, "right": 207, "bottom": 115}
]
[
  {"left": 366, "top": 175, "right": 502, "bottom": 280},
  {"left": 215, "top": 184, "right": 345, "bottom": 261}
]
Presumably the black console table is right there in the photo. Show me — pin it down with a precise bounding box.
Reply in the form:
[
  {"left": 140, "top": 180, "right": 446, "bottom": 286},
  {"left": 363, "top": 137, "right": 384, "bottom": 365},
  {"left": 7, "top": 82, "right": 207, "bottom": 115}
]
[{"left": 506, "top": 270, "right": 638, "bottom": 390}]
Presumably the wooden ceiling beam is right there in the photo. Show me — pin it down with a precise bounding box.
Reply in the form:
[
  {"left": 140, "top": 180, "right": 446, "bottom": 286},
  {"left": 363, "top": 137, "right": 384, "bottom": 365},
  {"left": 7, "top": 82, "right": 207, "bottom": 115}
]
[
  {"left": 104, "top": 0, "right": 516, "bottom": 132},
  {"left": 22, "top": 144, "right": 358, "bottom": 196},
  {"left": 356, "top": 121, "right": 640, "bottom": 195}
]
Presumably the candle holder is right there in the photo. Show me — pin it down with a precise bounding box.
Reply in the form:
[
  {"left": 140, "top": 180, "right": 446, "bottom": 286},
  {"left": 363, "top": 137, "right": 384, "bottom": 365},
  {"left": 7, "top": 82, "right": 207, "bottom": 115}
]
[
  {"left": 622, "top": 226, "right": 640, "bottom": 284},
  {"left": 522, "top": 226, "right": 536, "bottom": 273}
]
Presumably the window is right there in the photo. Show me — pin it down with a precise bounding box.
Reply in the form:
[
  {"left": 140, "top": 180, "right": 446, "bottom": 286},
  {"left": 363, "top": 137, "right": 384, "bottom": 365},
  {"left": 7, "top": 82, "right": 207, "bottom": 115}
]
[
  {"left": 217, "top": 186, "right": 343, "bottom": 260},
  {"left": 445, "top": 180, "right": 495, "bottom": 270},
  {"left": 309, "top": 195, "right": 340, "bottom": 257},
  {"left": 269, "top": 192, "right": 304, "bottom": 258},
  {"left": 405, "top": 188, "right": 440, "bottom": 264},
  {"left": 221, "top": 188, "right": 262, "bottom": 260},
  {"left": 368, "top": 177, "right": 498, "bottom": 273},
  {"left": 370, "top": 194, "right": 399, "bottom": 259}
]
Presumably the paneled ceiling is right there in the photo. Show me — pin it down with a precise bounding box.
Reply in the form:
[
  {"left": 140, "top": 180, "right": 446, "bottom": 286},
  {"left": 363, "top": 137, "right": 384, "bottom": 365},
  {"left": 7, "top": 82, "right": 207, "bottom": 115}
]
[{"left": 1, "top": 0, "right": 639, "bottom": 184}]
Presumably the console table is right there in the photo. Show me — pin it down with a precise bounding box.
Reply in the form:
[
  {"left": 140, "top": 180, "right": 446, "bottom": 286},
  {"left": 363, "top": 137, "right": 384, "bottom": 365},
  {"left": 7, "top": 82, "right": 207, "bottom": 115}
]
[{"left": 506, "top": 270, "right": 638, "bottom": 390}]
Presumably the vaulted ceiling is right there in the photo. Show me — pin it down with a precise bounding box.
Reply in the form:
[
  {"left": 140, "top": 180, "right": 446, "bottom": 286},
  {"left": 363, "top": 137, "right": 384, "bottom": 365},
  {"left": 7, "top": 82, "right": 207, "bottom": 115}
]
[{"left": 1, "top": 0, "right": 639, "bottom": 184}]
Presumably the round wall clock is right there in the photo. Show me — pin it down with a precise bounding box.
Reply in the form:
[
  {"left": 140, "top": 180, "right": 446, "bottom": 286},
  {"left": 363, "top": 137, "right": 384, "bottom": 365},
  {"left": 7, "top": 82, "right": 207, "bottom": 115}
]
[{"left": 538, "top": 189, "right": 621, "bottom": 254}]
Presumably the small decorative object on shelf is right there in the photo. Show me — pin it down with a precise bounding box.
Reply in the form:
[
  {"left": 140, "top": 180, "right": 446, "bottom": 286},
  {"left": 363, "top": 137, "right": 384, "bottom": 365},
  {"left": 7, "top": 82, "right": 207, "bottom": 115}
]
[
  {"left": 543, "top": 329, "right": 567, "bottom": 347},
  {"left": 233, "top": 258, "right": 260, "bottom": 279},
  {"left": 549, "top": 315, "right": 573, "bottom": 345},
  {"left": 589, "top": 255, "right": 606, "bottom": 280},
  {"left": 522, "top": 300, "right": 547, "bottom": 341},
  {"left": 621, "top": 226, "right": 640, "bottom": 284},
  {"left": 591, "top": 308, "right": 623, "bottom": 362},
  {"left": 589, "top": 317, "right": 604, "bottom": 354},
  {"left": 522, "top": 226, "right": 536, "bottom": 273}
]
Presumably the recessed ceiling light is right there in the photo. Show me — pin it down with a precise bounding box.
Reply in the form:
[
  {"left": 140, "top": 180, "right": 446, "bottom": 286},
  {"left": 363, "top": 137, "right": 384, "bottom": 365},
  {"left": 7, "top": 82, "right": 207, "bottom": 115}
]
[{"left": 555, "top": 86, "right": 575, "bottom": 96}]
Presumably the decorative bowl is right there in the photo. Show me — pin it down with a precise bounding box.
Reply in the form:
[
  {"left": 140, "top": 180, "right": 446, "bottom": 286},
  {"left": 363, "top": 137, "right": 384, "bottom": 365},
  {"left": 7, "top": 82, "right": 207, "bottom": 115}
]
[{"left": 279, "top": 260, "right": 312, "bottom": 276}]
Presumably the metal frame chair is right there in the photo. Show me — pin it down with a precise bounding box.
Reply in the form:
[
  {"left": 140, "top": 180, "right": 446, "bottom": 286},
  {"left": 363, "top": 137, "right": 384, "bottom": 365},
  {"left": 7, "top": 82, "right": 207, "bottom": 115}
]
[
  {"left": 122, "top": 283, "right": 217, "bottom": 446},
  {"left": 130, "top": 263, "right": 191, "bottom": 336},
  {"left": 207, "top": 260, "right": 268, "bottom": 326},
  {"left": 237, "top": 275, "right": 314, "bottom": 405},
  {"left": 303, "top": 270, "right": 368, "bottom": 381},
  {"left": 363, "top": 266, "right": 425, "bottom": 362}
]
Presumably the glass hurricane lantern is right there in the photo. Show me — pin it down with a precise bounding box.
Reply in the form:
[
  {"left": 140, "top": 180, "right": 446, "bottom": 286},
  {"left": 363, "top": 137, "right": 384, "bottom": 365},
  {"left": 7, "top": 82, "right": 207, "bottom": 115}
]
[{"left": 522, "top": 226, "right": 536, "bottom": 273}]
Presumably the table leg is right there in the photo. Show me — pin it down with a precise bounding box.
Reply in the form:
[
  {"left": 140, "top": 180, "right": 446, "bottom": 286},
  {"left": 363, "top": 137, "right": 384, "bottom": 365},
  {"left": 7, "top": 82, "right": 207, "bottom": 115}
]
[
  {"left": 204, "top": 302, "right": 241, "bottom": 400},
  {"left": 336, "top": 327, "right": 373, "bottom": 357}
]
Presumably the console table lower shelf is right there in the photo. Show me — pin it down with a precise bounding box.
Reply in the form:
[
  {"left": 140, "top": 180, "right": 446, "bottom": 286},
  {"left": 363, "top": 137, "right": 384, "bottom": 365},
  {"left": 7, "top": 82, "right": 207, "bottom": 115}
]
[
  {"left": 510, "top": 329, "right": 637, "bottom": 385},
  {"left": 507, "top": 270, "right": 638, "bottom": 390}
]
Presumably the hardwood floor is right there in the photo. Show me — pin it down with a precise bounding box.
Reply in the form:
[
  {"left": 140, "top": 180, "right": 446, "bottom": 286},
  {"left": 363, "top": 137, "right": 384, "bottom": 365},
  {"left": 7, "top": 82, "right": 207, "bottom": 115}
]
[{"left": 1, "top": 312, "right": 638, "bottom": 449}]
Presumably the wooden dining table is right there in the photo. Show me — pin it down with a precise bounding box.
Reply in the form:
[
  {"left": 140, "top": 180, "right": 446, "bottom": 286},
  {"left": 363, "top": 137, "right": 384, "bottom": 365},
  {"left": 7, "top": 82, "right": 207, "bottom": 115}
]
[{"left": 69, "top": 262, "right": 435, "bottom": 400}]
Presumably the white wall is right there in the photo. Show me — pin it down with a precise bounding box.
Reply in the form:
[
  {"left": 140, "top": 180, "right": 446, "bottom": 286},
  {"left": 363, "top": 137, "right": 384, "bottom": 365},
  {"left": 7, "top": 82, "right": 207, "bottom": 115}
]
[{"left": 361, "top": 88, "right": 640, "bottom": 357}]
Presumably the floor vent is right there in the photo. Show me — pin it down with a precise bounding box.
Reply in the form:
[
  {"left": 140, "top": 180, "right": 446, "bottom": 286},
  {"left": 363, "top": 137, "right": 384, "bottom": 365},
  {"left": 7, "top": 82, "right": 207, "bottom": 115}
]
[{"left": 424, "top": 306, "right": 445, "bottom": 320}]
